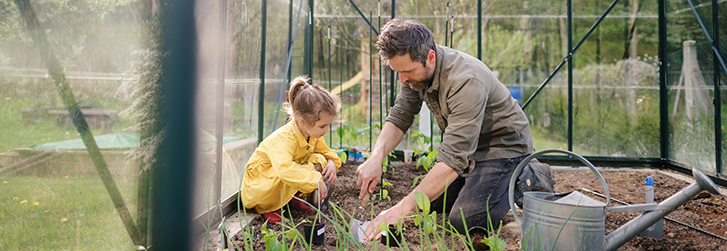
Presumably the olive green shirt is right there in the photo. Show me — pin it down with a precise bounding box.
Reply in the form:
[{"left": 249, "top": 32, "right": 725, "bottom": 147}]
[{"left": 386, "top": 45, "right": 534, "bottom": 176}]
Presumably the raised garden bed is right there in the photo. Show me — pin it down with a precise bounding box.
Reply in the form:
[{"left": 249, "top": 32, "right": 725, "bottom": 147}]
[{"left": 226, "top": 161, "right": 727, "bottom": 250}]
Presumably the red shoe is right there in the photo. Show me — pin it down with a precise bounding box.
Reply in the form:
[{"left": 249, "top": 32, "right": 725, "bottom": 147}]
[
  {"left": 262, "top": 209, "right": 282, "bottom": 223},
  {"left": 289, "top": 197, "right": 315, "bottom": 212}
]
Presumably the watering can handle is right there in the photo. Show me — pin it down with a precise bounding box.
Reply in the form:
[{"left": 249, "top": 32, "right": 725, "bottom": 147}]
[{"left": 508, "top": 149, "right": 610, "bottom": 226}]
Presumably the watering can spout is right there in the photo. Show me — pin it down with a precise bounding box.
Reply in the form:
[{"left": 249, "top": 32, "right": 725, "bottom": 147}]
[{"left": 602, "top": 168, "right": 720, "bottom": 251}]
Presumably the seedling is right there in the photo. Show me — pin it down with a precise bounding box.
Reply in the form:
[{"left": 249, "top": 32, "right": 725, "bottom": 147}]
[
  {"left": 480, "top": 196, "right": 507, "bottom": 251},
  {"left": 336, "top": 150, "right": 348, "bottom": 165},
  {"left": 382, "top": 152, "right": 395, "bottom": 174},
  {"left": 260, "top": 221, "right": 301, "bottom": 251},
  {"left": 372, "top": 179, "right": 392, "bottom": 201}
]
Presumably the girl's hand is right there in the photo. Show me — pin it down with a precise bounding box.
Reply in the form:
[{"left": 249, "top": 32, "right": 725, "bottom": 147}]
[
  {"left": 322, "top": 159, "right": 337, "bottom": 185},
  {"left": 318, "top": 180, "right": 328, "bottom": 199}
]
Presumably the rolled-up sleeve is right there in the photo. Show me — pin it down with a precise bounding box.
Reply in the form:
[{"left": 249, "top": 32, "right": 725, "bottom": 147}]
[
  {"left": 386, "top": 83, "right": 423, "bottom": 133},
  {"left": 438, "top": 79, "right": 486, "bottom": 176}
]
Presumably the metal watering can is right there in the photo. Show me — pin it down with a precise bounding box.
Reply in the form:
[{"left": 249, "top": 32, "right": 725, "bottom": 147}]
[{"left": 507, "top": 149, "right": 721, "bottom": 251}]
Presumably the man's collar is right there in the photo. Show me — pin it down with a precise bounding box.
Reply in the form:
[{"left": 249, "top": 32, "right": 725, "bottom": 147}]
[{"left": 426, "top": 45, "right": 444, "bottom": 94}]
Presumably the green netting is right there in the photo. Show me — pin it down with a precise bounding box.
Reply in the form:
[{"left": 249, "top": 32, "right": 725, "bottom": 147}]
[
  {"left": 30, "top": 133, "right": 243, "bottom": 151},
  {"left": 667, "top": 34, "right": 727, "bottom": 87}
]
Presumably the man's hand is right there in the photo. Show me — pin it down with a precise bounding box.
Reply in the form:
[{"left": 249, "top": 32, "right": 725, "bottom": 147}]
[
  {"left": 357, "top": 158, "right": 383, "bottom": 200},
  {"left": 362, "top": 162, "right": 460, "bottom": 240},
  {"left": 357, "top": 121, "right": 404, "bottom": 200},
  {"left": 322, "top": 159, "right": 337, "bottom": 185},
  {"left": 364, "top": 201, "right": 411, "bottom": 241}
]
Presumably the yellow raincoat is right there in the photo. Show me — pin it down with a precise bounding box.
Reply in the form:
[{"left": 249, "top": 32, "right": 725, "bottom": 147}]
[{"left": 241, "top": 120, "right": 341, "bottom": 214}]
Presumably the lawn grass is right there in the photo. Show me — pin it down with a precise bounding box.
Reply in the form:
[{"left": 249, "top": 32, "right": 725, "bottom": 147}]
[
  {"left": 0, "top": 94, "right": 108, "bottom": 153},
  {"left": 0, "top": 175, "right": 138, "bottom": 250},
  {"left": 531, "top": 129, "right": 594, "bottom": 156}
]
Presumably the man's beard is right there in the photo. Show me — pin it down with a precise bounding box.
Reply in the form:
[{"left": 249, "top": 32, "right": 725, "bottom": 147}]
[
  {"left": 407, "top": 78, "right": 432, "bottom": 91},
  {"left": 406, "top": 67, "right": 434, "bottom": 91}
]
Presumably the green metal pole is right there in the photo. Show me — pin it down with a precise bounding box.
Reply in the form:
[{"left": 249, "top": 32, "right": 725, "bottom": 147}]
[
  {"left": 288, "top": 0, "right": 293, "bottom": 82},
  {"left": 390, "top": 0, "right": 396, "bottom": 109},
  {"left": 596, "top": 0, "right": 601, "bottom": 63},
  {"left": 379, "top": 1, "right": 383, "bottom": 127},
  {"left": 214, "top": 0, "right": 227, "bottom": 214},
  {"left": 686, "top": 0, "right": 727, "bottom": 89},
  {"left": 347, "top": 0, "right": 379, "bottom": 36},
  {"left": 304, "top": 0, "right": 313, "bottom": 80},
  {"left": 567, "top": 0, "right": 574, "bottom": 151},
  {"left": 340, "top": 30, "right": 343, "bottom": 149},
  {"left": 478, "top": 0, "right": 482, "bottom": 60},
  {"left": 450, "top": 16, "right": 454, "bottom": 48},
  {"left": 445, "top": 2, "right": 449, "bottom": 47},
  {"left": 713, "top": 0, "right": 722, "bottom": 174},
  {"left": 370, "top": 11, "right": 374, "bottom": 150},
  {"left": 258, "top": 0, "right": 267, "bottom": 144},
  {"left": 659, "top": 0, "right": 669, "bottom": 160},
  {"left": 328, "top": 25, "right": 332, "bottom": 144},
  {"left": 155, "top": 0, "right": 197, "bottom": 249}
]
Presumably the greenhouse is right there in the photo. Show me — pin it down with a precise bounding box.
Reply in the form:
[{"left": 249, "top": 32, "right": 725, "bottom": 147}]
[{"left": 1, "top": 0, "right": 726, "bottom": 250}]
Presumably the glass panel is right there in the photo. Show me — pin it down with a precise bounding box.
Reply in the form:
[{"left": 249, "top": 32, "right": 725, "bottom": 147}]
[
  {"left": 0, "top": 0, "right": 143, "bottom": 249},
  {"left": 667, "top": 0, "right": 717, "bottom": 172},
  {"left": 192, "top": 0, "right": 234, "bottom": 225},
  {"left": 489, "top": 1, "right": 570, "bottom": 153},
  {"left": 571, "top": 0, "right": 661, "bottom": 157}
]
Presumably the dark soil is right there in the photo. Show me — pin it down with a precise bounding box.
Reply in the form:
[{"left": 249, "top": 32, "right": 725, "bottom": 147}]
[{"left": 232, "top": 161, "right": 727, "bottom": 250}]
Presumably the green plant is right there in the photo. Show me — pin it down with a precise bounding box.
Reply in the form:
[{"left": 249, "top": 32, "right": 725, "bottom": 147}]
[
  {"left": 411, "top": 130, "right": 438, "bottom": 171},
  {"left": 260, "top": 220, "right": 301, "bottom": 251},
  {"left": 480, "top": 196, "right": 507, "bottom": 251},
  {"left": 382, "top": 152, "right": 395, "bottom": 174},
  {"left": 372, "top": 179, "right": 392, "bottom": 201},
  {"left": 417, "top": 149, "right": 439, "bottom": 171},
  {"left": 335, "top": 123, "right": 369, "bottom": 149},
  {"left": 411, "top": 130, "right": 439, "bottom": 188},
  {"left": 411, "top": 190, "right": 464, "bottom": 250},
  {"left": 337, "top": 150, "right": 348, "bottom": 165},
  {"left": 335, "top": 123, "right": 355, "bottom": 148},
  {"left": 411, "top": 130, "right": 432, "bottom": 158}
]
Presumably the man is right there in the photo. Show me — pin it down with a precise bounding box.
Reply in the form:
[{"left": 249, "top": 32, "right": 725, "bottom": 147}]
[{"left": 357, "top": 18, "right": 540, "bottom": 240}]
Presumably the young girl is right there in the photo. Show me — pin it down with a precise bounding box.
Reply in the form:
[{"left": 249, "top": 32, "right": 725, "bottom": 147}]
[{"left": 241, "top": 76, "right": 341, "bottom": 223}]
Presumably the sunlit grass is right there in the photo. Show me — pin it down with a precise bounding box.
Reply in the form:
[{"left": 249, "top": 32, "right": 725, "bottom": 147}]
[
  {"left": 531, "top": 129, "right": 594, "bottom": 156},
  {"left": 0, "top": 175, "right": 137, "bottom": 250},
  {"left": 0, "top": 93, "right": 108, "bottom": 152}
]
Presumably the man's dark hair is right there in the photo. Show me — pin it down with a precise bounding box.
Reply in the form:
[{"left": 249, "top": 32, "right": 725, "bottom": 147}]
[{"left": 376, "top": 18, "right": 436, "bottom": 65}]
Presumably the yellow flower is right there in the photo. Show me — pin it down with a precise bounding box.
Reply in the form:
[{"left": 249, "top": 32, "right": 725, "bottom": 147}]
[
  {"left": 3, "top": 181, "right": 7, "bottom": 184},
  {"left": 12, "top": 197, "right": 18, "bottom": 201},
  {"left": 33, "top": 202, "right": 39, "bottom": 206},
  {"left": 20, "top": 200, "right": 27, "bottom": 204},
  {"left": 4, "top": 97, "right": 9, "bottom": 100},
  {"left": 64, "top": 175, "right": 69, "bottom": 178},
  {"left": 61, "top": 218, "right": 68, "bottom": 223}
]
